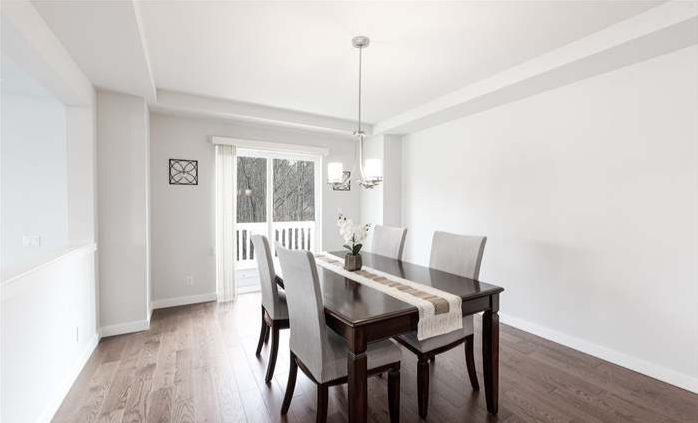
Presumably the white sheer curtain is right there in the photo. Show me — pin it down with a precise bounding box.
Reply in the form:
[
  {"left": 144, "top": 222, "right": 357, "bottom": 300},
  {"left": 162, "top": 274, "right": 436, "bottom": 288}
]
[{"left": 215, "top": 144, "right": 237, "bottom": 302}]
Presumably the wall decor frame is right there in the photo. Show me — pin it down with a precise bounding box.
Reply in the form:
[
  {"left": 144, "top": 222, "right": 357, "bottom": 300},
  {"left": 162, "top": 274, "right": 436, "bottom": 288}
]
[{"left": 169, "top": 159, "right": 199, "bottom": 185}]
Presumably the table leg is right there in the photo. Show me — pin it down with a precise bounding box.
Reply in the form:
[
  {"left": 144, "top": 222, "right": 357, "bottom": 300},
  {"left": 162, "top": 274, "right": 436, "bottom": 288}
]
[
  {"left": 347, "top": 350, "right": 368, "bottom": 423},
  {"left": 482, "top": 309, "right": 499, "bottom": 414}
]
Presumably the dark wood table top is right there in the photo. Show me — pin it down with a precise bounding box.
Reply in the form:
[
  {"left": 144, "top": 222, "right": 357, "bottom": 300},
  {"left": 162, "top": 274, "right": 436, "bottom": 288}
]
[{"left": 317, "top": 251, "right": 504, "bottom": 327}]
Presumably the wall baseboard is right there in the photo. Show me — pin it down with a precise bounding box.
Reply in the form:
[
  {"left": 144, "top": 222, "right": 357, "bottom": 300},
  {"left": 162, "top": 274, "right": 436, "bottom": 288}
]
[
  {"left": 99, "top": 319, "right": 150, "bottom": 338},
  {"left": 100, "top": 293, "right": 218, "bottom": 338},
  {"left": 38, "top": 332, "right": 99, "bottom": 423},
  {"left": 151, "top": 293, "right": 217, "bottom": 310},
  {"left": 500, "top": 313, "right": 698, "bottom": 394}
]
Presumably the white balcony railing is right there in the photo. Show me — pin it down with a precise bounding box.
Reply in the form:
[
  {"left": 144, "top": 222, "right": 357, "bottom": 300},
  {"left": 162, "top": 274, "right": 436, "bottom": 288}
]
[{"left": 236, "top": 221, "right": 316, "bottom": 268}]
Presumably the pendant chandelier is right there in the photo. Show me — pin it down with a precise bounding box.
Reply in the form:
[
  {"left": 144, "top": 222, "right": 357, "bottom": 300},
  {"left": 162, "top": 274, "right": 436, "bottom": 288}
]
[{"left": 327, "top": 36, "right": 383, "bottom": 190}]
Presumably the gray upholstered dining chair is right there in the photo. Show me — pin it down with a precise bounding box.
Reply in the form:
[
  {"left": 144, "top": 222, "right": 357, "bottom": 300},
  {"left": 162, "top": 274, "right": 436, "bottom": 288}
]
[
  {"left": 251, "top": 235, "right": 289, "bottom": 384},
  {"left": 276, "top": 246, "right": 402, "bottom": 423},
  {"left": 394, "top": 231, "right": 487, "bottom": 418},
  {"left": 371, "top": 225, "right": 408, "bottom": 260}
]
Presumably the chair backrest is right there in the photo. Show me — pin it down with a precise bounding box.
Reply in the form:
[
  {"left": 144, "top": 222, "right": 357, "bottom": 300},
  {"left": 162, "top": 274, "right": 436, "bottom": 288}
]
[
  {"left": 429, "top": 231, "right": 487, "bottom": 279},
  {"left": 276, "top": 246, "right": 330, "bottom": 382},
  {"left": 251, "top": 235, "right": 283, "bottom": 319},
  {"left": 372, "top": 225, "right": 408, "bottom": 260}
]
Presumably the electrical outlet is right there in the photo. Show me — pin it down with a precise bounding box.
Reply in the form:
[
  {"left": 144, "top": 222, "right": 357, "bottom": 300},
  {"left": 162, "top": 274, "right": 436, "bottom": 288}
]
[
  {"left": 22, "top": 235, "right": 41, "bottom": 248},
  {"left": 185, "top": 276, "right": 194, "bottom": 287}
]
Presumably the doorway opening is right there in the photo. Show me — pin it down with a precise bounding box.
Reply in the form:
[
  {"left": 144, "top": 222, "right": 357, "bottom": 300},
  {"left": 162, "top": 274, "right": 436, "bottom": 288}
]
[{"left": 235, "top": 148, "right": 322, "bottom": 292}]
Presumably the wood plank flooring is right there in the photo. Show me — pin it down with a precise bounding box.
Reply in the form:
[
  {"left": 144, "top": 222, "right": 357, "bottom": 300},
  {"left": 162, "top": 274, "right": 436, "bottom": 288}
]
[{"left": 53, "top": 293, "right": 698, "bottom": 423}]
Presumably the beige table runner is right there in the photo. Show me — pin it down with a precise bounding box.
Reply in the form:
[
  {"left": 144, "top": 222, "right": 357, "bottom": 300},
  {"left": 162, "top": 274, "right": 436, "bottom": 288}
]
[{"left": 315, "top": 253, "right": 463, "bottom": 340}]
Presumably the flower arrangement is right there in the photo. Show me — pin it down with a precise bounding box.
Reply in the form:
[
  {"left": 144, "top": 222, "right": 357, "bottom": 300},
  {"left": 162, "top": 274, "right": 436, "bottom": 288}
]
[{"left": 337, "top": 214, "right": 371, "bottom": 256}]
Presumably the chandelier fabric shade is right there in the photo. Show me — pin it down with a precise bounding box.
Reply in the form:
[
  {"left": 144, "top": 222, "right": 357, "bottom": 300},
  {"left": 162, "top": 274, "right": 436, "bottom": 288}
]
[
  {"left": 327, "top": 162, "right": 344, "bottom": 183},
  {"left": 364, "top": 159, "right": 382, "bottom": 182}
]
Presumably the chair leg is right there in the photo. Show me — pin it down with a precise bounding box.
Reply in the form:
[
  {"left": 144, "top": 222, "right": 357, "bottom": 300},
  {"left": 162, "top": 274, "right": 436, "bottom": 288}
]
[
  {"left": 388, "top": 364, "right": 400, "bottom": 423},
  {"left": 255, "top": 307, "right": 267, "bottom": 356},
  {"left": 316, "top": 384, "right": 328, "bottom": 423},
  {"left": 417, "top": 357, "right": 430, "bottom": 418},
  {"left": 263, "top": 322, "right": 270, "bottom": 344},
  {"left": 465, "top": 334, "right": 480, "bottom": 391},
  {"left": 281, "top": 352, "right": 298, "bottom": 415},
  {"left": 265, "top": 325, "right": 280, "bottom": 383}
]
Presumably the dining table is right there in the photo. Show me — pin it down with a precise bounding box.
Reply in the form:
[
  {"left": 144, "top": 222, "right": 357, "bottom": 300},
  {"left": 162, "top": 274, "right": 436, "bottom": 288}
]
[{"left": 307, "top": 251, "right": 505, "bottom": 423}]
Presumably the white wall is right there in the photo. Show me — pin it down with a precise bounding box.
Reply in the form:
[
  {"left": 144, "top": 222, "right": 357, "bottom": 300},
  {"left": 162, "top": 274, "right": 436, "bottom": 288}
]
[
  {"left": 97, "top": 90, "right": 151, "bottom": 334},
  {"left": 0, "top": 2, "right": 99, "bottom": 422},
  {"left": 361, "top": 134, "right": 403, "bottom": 251},
  {"left": 149, "top": 113, "right": 360, "bottom": 305},
  {"left": 1, "top": 245, "right": 98, "bottom": 423},
  {"left": 1, "top": 66, "right": 69, "bottom": 266},
  {"left": 361, "top": 136, "right": 384, "bottom": 237},
  {"left": 382, "top": 135, "right": 403, "bottom": 227},
  {"left": 400, "top": 46, "right": 698, "bottom": 391},
  {"left": 66, "top": 103, "right": 97, "bottom": 245}
]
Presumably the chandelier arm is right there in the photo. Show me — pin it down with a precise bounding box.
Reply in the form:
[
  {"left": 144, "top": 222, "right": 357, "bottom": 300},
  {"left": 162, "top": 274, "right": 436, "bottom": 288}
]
[
  {"left": 358, "top": 133, "right": 367, "bottom": 182},
  {"left": 346, "top": 135, "right": 365, "bottom": 185},
  {"left": 347, "top": 137, "right": 359, "bottom": 183}
]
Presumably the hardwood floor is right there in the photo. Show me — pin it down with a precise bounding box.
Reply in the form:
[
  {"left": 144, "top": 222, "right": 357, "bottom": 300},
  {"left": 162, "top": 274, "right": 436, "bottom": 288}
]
[{"left": 53, "top": 293, "right": 698, "bottom": 423}]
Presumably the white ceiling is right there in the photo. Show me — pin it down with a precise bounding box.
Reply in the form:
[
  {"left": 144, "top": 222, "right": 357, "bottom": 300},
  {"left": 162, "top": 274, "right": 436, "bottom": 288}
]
[
  {"left": 29, "top": 0, "right": 664, "bottom": 124},
  {"left": 32, "top": 0, "right": 156, "bottom": 100},
  {"left": 138, "top": 1, "right": 659, "bottom": 123}
]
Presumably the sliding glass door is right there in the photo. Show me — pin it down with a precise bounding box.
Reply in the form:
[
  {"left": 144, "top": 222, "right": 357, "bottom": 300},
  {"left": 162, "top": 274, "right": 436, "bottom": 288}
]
[
  {"left": 236, "top": 149, "right": 321, "bottom": 292},
  {"left": 272, "top": 157, "right": 317, "bottom": 251}
]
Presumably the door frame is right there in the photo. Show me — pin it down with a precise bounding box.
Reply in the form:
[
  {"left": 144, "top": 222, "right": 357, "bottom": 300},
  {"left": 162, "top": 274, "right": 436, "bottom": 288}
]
[{"left": 236, "top": 147, "right": 323, "bottom": 255}]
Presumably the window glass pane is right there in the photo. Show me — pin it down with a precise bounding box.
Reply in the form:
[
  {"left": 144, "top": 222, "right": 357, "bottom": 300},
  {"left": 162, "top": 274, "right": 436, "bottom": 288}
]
[
  {"left": 237, "top": 156, "right": 266, "bottom": 223},
  {"left": 273, "top": 159, "right": 315, "bottom": 222}
]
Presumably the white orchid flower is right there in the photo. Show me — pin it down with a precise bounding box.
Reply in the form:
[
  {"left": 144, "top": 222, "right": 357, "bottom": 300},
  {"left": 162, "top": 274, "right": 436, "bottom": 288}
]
[{"left": 337, "top": 214, "right": 373, "bottom": 255}]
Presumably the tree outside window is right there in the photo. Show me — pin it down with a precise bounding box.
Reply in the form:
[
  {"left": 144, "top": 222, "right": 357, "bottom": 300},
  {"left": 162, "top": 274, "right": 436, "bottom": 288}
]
[{"left": 236, "top": 156, "right": 315, "bottom": 223}]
